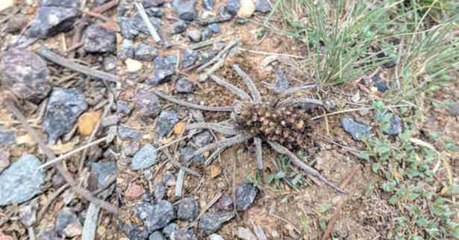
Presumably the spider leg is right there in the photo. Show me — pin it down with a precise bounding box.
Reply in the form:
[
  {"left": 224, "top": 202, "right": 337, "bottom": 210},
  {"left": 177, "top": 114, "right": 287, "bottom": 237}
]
[
  {"left": 279, "top": 84, "right": 317, "bottom": 97},
  {"left": 210, "top": 75, "right": 251, "bottom": 100},
  {"left": 232, "top": 64, "right": 261, "bottom": 103},
  {"left": 267, "top": 141, "right": 345, "bottom": 194},
  {"left": 151, "top": 89, "right": 234, "bottom": 112},
  {"left": 189, "top": 134, "right": 251, "bottom": 160},
  {"left": 186, "top": 122, "right": 238, "bottom": 136},
  {"left": 254, "top": 137, "right": 264, "bottom": 180},
  {"left": 277, "top": 97, "right": 324, "bottom": 108}
]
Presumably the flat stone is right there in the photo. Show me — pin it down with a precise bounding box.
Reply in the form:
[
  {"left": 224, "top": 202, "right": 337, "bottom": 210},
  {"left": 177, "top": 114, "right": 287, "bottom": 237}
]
[
  {"left": 43, "top": 88, "right": 88, "bottom": 143},
  {"left": 172, "top": 20, "right": 187, "bottom": 34},
  {"left": 90, "top": 161, "right": 116, "bottom": 187},
  {"left": 273, "top": 68, "right": 289, "bottom": 93},
  {"left": 340, "top": 117, "right": 371, "bottom": 141},
  {"left": 181, "top": 49, "right": 199, "bottom": 68},
  {"left": 135, "top": 201, "right": 176, "bottom": 233},
  {"left": 135, "top": 89, "right": 161, "bottom": 118},
  {"left": 177, "top": 197, "right": 199, "bottom": 221},
  {"left": 0, "top": 127, "right": 15, "bottom": 146},
  {"left": 28, "top": 6, "right": 79, "bottom": 38},
  {"left": 383, "top": 115, "right": 402, "bottom": 136},
  {"left": 83, "top": 24, "right": 116, "bottom": 53},
  {"left": 199, "top": 211, "right": 235, "bottom": 235},
  {"left": 55, "top": 208, "right": 82, "bottom": 238},
  {"left": 175, "top": 78, "right": 195, "bottom": 93},
  {"left": 192, "top": 131, "right": 213, "bottom": 147},
  {"left": 156, "top": 110, "right": 179, "bottom": 139},
  {"left": 202, "top": 0, "right": 214, "bottom": 11},
  {"left": 173, "top": 0, "right": 197, "bottom": 21},
  {"left": 149, "top": 231, "right": 166, "bottom": 240},
  {"left": 133, "top": 43, "right": 158, "bottom": 61},
  {"left": 171, "top": 228, "right": 198, "bottom": 240},
  {"left": 148, "top": 56, "right": 178, "bottom": 85},
  {"left": 118, "top": 126, "right": 142, "bottom": 141},
  {"left": 162, "top": 223, "right": 178, "bottom": 238},
  {"left": 255, "top": 0, "right": 271, "bottom": 13},
  {"left": 0, "top": 155, "right": 44, "bottom": 206},
  {"left": 0, "top": 49, "right": 50, "bottom": 103},
  {"left": 131, "top": 144, "right": 158, "bottom": 170},
  {"left": 235, "top": 183, "right": 258, "bottom": 210}
]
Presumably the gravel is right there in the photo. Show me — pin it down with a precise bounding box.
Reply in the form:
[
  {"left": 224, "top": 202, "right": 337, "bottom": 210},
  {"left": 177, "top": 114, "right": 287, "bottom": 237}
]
[
  {"left": 131, "top": 144, "right": 158, "bottom": 170},
  {"left": 340, "top": 117, "right": 371, "bottom": 141}
]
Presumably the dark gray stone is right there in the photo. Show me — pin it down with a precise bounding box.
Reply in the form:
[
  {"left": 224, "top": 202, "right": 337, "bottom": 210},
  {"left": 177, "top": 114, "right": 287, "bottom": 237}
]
[
  {"left": 340, "top": 117, "right": 371, "bottom": 141},
  {"left": 52, "top": 173, "right": 66, "bottom": 188},
  {"left": 171, "top": 228, "right": 198, "bottom": 240},
  {"left": 181, "top": 49, "right": 199, "bottom": 68},
  {"left": 149, "top": 231, "right": 166, "bottom": 240},
  {"left": 43, "top": 88, "right": 88, "bottom": 144},
  {"left": 133, "top": 43, "right": 158, "bottom": 61},
  {"left": 0, "top": 155, "right": 44, "bottom": 206},
  {"left": 225, "top": 0, "right": 240, "bottom": 16},
  {"left": 148, "top": 56, "right": 178, "bottom": 85},
  {"left": 172, "top": 20, "right": 187, "bottom": 34},
  {"left": 235, "top": 183, "right": 258, "bottom": 210},
  {"left": 116, "top": 100, "right": 133, "bottom": 115},
  {"left": 118, "top": 39, "right": 135, "bottom": 59},
  {"left": 448, "top": 103, "right": 459, "bottom": 116},
  {"left": 383, "top": 115, "right": 402, "bottom": 136},
  {"left": 199, "top": 211, "right": 236, "bottom": 235},
  {"left": 122, "top": 141, "right": 140, "bottom": 157},
  {"left": 131, "top": 144, "right": 158, "bottom": 170},
  {"left": 0, "top": 49, "right": 50, "bottom": 103},
  {"left": 38, "top": 227, "right": 59, "bottom": 240},
  {"left": 187, "top": 29, "right": 201, "bottom": 43},
  {"left": 202, "top": 0, "right": 214, "bottom": 11},
  {"left": 255, "top": 0, "right": 271, "bottom": 13},
  {"left": 40, "top": 0, "right": 80, "bottom": 8},
  {"left": 145, "top": 7, "right": 163, "bottom": 18},
  {"left": 143, "top": 0, "right": 166, "bottom": 7},
  {"left": 55, "top": 208, "right": 81, "bottom": 238},
  {"left": 192, "top": 131, "right": 213, "bottom": 147},
  {"left": 208, "top": 23, "right": 221, "bottom": 33},
  {"left": 175, "top": 78, "right": 195, "bottom": 93},
  {"left": 28, "top": 7, "right": 79, "bottom": 38},
  {"left": 0, "top": 127, "right": 15, "bottom": 146},
  {"left": 201, "top": 28, "right": 213, "bottom": 41},
  {"left": 179, "top": 146, "right": 204, "bottom": 163},
  {"left": 118, "top": 126, "right": 142, "bottom": 140},
  {"left": 154, "top": 182, "right": 166, "bottom": 200},
  {"left": 118, "top": 17, "right": 140, "bottom": 39},
  {"left": 83, "top": 24, "right": 116, "bottom": 53},
  {"left": 134, "top": 201, "right": 176, "bottom": 234},
  {"left": 20, "top": 202, "right": 37, "bottom": 227},
  {"left": 273, "top": 68, "right": 289, "bottom": 93},
  {"left": 103, "top": 55, "right": 117, "bottom": 71},
  {"left": 162, "top": 223, "right": 178, "bottom": 238},
  {"left": 177, "top": 197, "right": 199, "bottom": 221},
  {"left": 135, "top": 90, "right": 161, "bottom": 118},
  {"left": 156, "top": 110, "right": 179, "bottom": 139},
  {"left": 173, "top": 0, "right": 197, "bottom": 21},
  {"left": 216, "top": 194, "right": 233, "bottom": 210},
  {"left": 90, "top": 161, "right": 116, "bottom": 187}
]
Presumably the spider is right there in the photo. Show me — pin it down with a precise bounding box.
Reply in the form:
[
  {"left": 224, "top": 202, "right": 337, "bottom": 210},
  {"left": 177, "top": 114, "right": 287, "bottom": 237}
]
[{"left": 152, "top": 64, "right": 344, "bottom": 193}]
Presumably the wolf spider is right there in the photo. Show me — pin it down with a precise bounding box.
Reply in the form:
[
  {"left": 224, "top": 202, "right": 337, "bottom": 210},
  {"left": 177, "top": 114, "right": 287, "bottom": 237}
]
[{"left": 152, "top": 64, "right": 344, "bottom": 193}]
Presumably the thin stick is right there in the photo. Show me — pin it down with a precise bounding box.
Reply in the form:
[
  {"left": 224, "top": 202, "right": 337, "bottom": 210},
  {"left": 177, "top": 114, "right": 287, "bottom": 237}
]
[
  {"left": 38, "top": 48, "right": 119, "bottom": 83},
  {"left": 204, "top": 147, "right": 225, "bottom": 165},
  {"left": 152, "top": 89, "right": 234, "bottom": 112},
  {"left": 197, "top": 40, "right": 238, "bottom": 72},
  {"left": 195, "top": 192, "right": 223, "bottom": 221},
  {"left": 6, "top": 101, "right": 119, "bottom": 214},
  {"left": 186, "top": 122, "right": 237, "bottom": 136},
  {"left": 311, "top": 104, "right": 413, "bottom": 120},
  {"left": 277, "top": 97, "right": 323, "bottom": 108},
  {"left": 238, "top": 47, "right": 306, "bottom": 59},
  {"left": 199, "top": 57, "right": 227, "bottom": 82},
  {"left": 268, "top": 141, "right": 345, "bottom": 194},
  {"left": 134, "top": 2, "right": 161, "bottom": 42},
  {"left": 232, "top": 64, "right": 261, "bottom": 103},
  {"left": 210, "top": 75, "right": 251, "bottom": 100}
]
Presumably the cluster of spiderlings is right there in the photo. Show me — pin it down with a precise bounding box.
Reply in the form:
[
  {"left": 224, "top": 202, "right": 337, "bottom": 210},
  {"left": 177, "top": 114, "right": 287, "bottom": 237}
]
[{"left": 236, "top": 103, "right": 313, "bottom": 150}]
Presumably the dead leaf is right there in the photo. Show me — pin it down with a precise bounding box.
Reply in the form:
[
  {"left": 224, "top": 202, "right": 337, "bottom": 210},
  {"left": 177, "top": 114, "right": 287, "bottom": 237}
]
[{"left": 78, "top": 111, "right": 101, "bottom": 136}]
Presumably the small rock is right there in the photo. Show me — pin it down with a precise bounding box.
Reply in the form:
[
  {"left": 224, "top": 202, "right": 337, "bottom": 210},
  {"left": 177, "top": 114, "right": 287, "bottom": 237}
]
[
  {"left": 209, "top": 234, "right": 225, "bottom": 240},
  {"left": 55, "top": 208, "right": 82, "bottom": 238},
  {"left": 0, "top": 127, "right": 15, "bottom": 146},
  {"left": 134, "top": 201, "right": 176, "bottom": 233},
  {"left": 340, "top": 117, "right": 371, "bottom": 141},
  {"left": 118, "top": 39, "right": 135, "bottom": 60},
  {"left": 43, "top": 88, "right": 88, "bottom": 143},
  {"left": 199, "top": 211, "right": 236, "bottom": 235},
  {"left": 238, "top": 0, "right": 255, "bottom": 17},
  {"left": 177, "top": 197, "right": 199, "bottom": 221},
  {"left": 126, "top": 183, "right": 146, "bottom": 200},
  {"left": 143, "top": 0, "right": 166, "bottom": 7},
  {"left": 235, "top": 183, "right": 258, "bottom": 210},
  {"left": 255, "top": 0, "right": 271, "bottom": 13},
  {"left": 173, "top": 0, "right": 197, "bottom": 21},
  {"left": 122, "top": 141, "right": 141, "bottom": 157},
  {"left": 210, "top": 165, "right": 222, "bottom": 178},
  {"left": 125, "top": 59, "right": 143, "bottom": 73},
  {"left": 145, "top": 7, "right": 163, "bottom": 18},
  {"left": 90, "top": 161, "right": 116, "bottom": 187},
  {"left": 237, "top": 227, "right": 257, "bottom": 240},
  {"left": 201, "top": 28, "right": 213, "bottom": 41},
  {"left": 135, "top": 89, "right": 161, "bottom": 118},
  {"left": 225, "top": 0, "right": 240, "bottom": 16},
  {"left": 77, "top": 111, "right": 101, "bottom": 136},
  {"left": 133, "top": 43, "right": 158, "bottom": 61},
  {"left": 5, "top": 15, "right": 28, "bottom": 33},
  {"left": 447, "top": 103, "right": 459, "bottom": 116},
  {"left": 131, "top": 144, "right": 158, "bottom": 170},
  {"left": 149, "top": 231, "right": 166, "bottom": 240},
  {"left": 103, "top": 55, "right": 117, "bottom": 71},
  {"left": 181, "top": 49, "right": 199, "bottom": 68},
  {"left": 28, "top": 6, "right": 79, "bottom": 38},
  {"left": 156, "top": 111, "right": 179, "bottom": 139},
  {"left": 118, "top": 126, "right": 142, "bottom": 140},
  {"left": 52, "top": 173, "right": 66, "bottom": 188},
  {"left": 0, "top": 49, "right": 50, "bottom": 103},
  {"left": 101, "top": 115, "right": 119, "bottom": 127},
  {"left": 187, "top": 29, "right": 201, "bottom": 43},
  {"left": 19, "top": 201, "right": 38, "bottom": 226},
  {"left": 372, "top": 75, "right": 389, "bottom": 92},
  {"left": 162, "top": 172, "right": 177, "bottom": 186},
  {"left": 383, "top": 115, "right": 402, "bottom": 136},
  {"left": 0, "top": 155, "right": 44, "bottom": 206},
  {"left": 117, "top": 100, "right": 132, "bottom": 115},
  {"left": 216, "top": 194, "right": 233, "bottom": 210},
  {"left": 179, "top": 146, "right": 204, "bottom": 163},
  {"left": 171, "top": 228, "right": 198, "bottom": 240},
  {"left": 208, "top": 23, "right": 221, "bottom": 33},
  {"left": 148, "top": 56, "right": 178, "bottom": 85},
  {"left": 175, "top": 78, "right": 195, "bottom": 93},
  {"left": 154, "top": 182, "right": 166, "bottom": 200},
  {"left": 38, "top": 226, "right": 59, "bottom": 240},
  {"left": 40, "top": 0, "right": 80, "bottom": 8},
  {"left": 172, "top": 20, "right": 187, "bottom": 34},
  {"left": 192, "top": 131, "right": 213, "bottom": 147},
  {"left": 162, "top": 223, "right": 178, "bottom": 238},
  {"left": 83, "top": 24, "right": 116, "bottom": 53},
  {"left": 202, "top": 0, "right": 214, "bottom": 11},
  {"left": 118, "top": 17, "right": 140, "bottom": 39},
  {"left": 273, "top": 68, "right": 289, "bottom": 93}
]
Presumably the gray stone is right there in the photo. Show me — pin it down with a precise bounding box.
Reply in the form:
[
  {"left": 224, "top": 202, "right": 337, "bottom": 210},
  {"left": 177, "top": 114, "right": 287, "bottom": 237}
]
[
  {"left": 52, "top": 173, "right": 66, "bottom": 188},
  {"left": 192, "top": 130, "right": 214, "bottom": 147},
  {"left": 122, "top": 141, "right": 141, "bottom": 157},
  {"left": 28, "top": 7, "right": 79, "bottom": 38},
  {"left": 131, "top": 144, "right": 158, "bottom": 170},
  {"left": 225, "top": 0, "right": 240, "bottom": 16},
  {"left": 216, "top": 194, "right": 233, "bottom": 210},
  {"left": 19, "top": 201, "right": 38, "bottom": 227},
  {"left": 202, "top": 0, "right": 214, "bottom": 11},
  {"left": 180, "top": 146, "right": 204, "bottom": 163},
  {"left": 201, "top": 28, "right": 213, "bottom": 41},
  {"left": 173, "top": 0, "right": 197, "bottom": 21},
  {"left": 133, "top": 43, "right": 158, "bottom": 61},
  {"left": 55, "top": 208, "right": 82, "bottom": 238},
  {"left": 340, "top": 117, "right": 371, "bottom": 141},
  {"left": 118, "top": 39, "right": 135, "bottom": 59},
  {"left": 172, "top": 20, "right": 187, "bottom": 34},
  {"left": 156, "top": 110, "right": 179, "bottom": 139},
  {"left": 273, "top": 68, "right": 289, "bottom": 93},
  {"left": 171, "top": 228, "right": 198, "bottom": 240},
  {"left": 103, "top": 55, "right": 117, "bottom": 71},
  {"left": 0, "top": 155, "right": 44, "bottom": 206},
  {"left": 118, "top": 126, "right": 142, "bottom": 140},
  {"left": 135, "top": 90, "right": 161, "bottom": 118},
  {"left": 235, "top": 183, "right": 258, "bottom": 210},
  {"left": 383, "top": 115, "right": 402, "bottom": 136},
  {"left": 209, "top": 234, "right": 225, "bottom": 240},
  {"left": 149, "top": 231, "right": 166, "bottom": 240},
  {"left": 154, "top": 182, "right": 166, "bottom": 200},
  {"left": 145, "top": 7, "right": 163, "bottom": 18},
  {"left": 0, "top": 127, "right": 15, "bottom": 146},
  {"left": 90, "top": 161, "right": 116, "bottom": 187},
  {"left": 83, "top": 24, "right": 116, "bottom": 53},
  {"left": 116, "top": 100, "right": 133, "bottom": 115},
  {"left": 40, "top": 0, "right": 80, "bottom": 8},
  {"left": 181, "top": 49, "right": 199, "bottom": 68},
  {"left": 208, "top": 23, "right": 221, "bottom": 33},
  {"left": 447, "top": 103, "right": 459, "bottom": 116},
  {"left": 199, "top": 211, "right": 236, "bottom": 235},
  {"left": 148, "top": 56, "right": 178, "bottom": 85},
  {"left": 118, "top": 17, "right": 140, "bottom": 39},
  {"left": 175, "top": 78, "right": 195, "bottom": 93},
  {"left": 38, "top": 226, "right": 59, "bottom": 240},
  {"left": 187, "top": 29, "right": 201, "bottom": 43},
  {"left": 162, "top": 172, "right": 176, "bottom": 186},
  {"left": 0, "top": 49, "right": 51, "bottom": 103},
  {"left": 43, "top": 88, "right": 88, "bottom": 143},
  {"left": 143, "top": 0, "right": 166, "bottom": 7},
  {"left": 177, "top": 197, "right": 199, "bottom": 221},
  {"left": 134, "top": 201, "right": 176, "bottom": 233},
  {"left": 162, "top": 223, "right": 178, "bottom": 238},
  {"left": 255, "top": 0, "right": 271, "bottom": 13}
]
